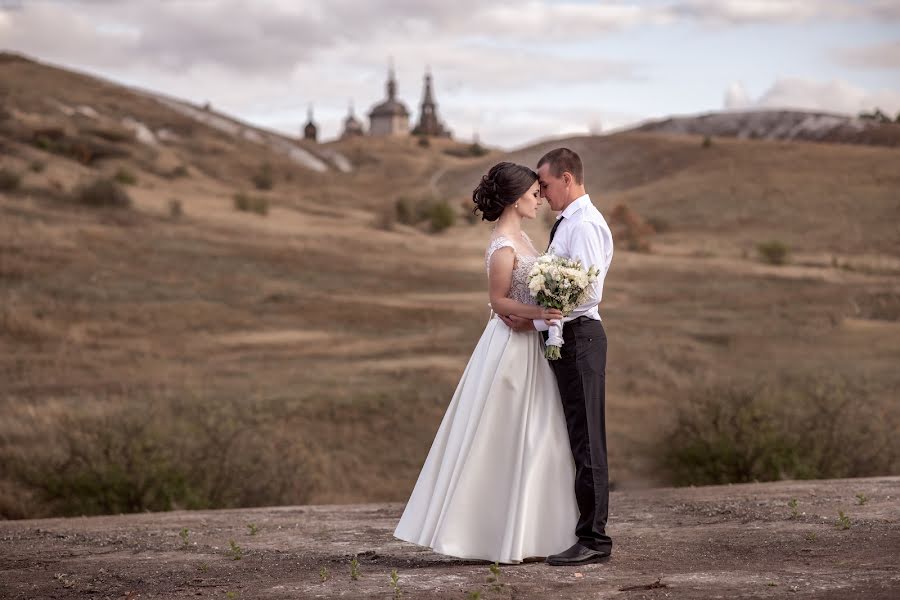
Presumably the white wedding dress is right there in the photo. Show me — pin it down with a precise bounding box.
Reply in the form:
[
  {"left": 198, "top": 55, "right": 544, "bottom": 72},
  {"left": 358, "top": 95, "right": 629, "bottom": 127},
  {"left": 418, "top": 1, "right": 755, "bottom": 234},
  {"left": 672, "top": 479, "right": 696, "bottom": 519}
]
[{"left": 394, "top": 234, "right": 578, "bottom": 564}]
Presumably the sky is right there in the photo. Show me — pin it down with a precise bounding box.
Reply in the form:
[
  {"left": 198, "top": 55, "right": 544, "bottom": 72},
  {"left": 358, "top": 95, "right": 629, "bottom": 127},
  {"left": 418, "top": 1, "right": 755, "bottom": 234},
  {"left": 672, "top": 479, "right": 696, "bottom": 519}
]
[{"left": 1, "top": 0, "right": 899, "bottom": 148}]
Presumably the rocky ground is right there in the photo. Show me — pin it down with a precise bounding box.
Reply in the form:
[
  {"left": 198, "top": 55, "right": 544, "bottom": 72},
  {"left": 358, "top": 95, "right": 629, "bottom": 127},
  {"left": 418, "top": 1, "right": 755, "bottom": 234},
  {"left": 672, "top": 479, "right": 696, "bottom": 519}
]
[{"left": 1, "top": 477, "right": 898, "bottom": 599}]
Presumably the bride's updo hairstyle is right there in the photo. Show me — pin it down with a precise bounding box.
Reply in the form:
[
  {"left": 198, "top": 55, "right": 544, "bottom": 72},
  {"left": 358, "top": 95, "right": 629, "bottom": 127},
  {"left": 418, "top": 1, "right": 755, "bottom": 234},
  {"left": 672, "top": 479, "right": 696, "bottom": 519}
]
[{"left": 472, "top": 161, "right": 538, "bottom": 222}]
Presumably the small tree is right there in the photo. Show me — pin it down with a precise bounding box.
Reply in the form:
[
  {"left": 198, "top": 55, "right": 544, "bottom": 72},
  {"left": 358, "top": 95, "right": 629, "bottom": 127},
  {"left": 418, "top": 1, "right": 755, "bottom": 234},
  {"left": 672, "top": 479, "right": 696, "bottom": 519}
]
[
  {"left": 429, "top": 201, "right": 456, "bottom": 233},
  {"left": 395, "top": 197, "right": 414, "bottom": 224},
  {"left": 252, "top": 163, "right": 274, "bottom": 190},
  {"left": 114, "top": 167, "right": 137, "bottom": 186},
  {"left": 74, "top": 178, "right": 132, "bottom": 208},
  {"left": 757, "top": 240, "right": 789, "bottom": 265},
  {"left": 0, "top": 167, "right": 21, "bottom": 192}
]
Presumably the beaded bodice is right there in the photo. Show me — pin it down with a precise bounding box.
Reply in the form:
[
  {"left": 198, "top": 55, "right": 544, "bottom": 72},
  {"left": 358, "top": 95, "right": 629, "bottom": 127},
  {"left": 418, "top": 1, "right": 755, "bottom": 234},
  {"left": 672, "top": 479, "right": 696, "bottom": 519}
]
[{"left": 485, "top": 234, "right": 539, "bottom": 306}]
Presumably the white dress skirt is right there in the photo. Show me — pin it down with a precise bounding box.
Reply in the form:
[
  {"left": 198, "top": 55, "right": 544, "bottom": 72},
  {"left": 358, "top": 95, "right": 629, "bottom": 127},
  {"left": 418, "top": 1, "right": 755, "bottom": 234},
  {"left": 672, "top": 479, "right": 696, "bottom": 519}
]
[{"left": 394, "top": 310, "right": 579, "bottom": 563}]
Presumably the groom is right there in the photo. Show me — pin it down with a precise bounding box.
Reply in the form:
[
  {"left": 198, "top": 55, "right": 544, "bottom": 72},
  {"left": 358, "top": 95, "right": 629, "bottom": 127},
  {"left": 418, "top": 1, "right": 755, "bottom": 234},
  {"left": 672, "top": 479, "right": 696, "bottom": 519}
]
[{"left": 499, "top": 148, "right": 614, "bottom": 566}]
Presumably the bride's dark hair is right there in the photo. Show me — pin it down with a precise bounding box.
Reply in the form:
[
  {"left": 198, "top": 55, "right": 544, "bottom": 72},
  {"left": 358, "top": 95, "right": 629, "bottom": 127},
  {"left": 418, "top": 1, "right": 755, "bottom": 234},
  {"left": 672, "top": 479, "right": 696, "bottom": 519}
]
[{"left": 472, "top": 162, "right": 538, "bottom": 222}]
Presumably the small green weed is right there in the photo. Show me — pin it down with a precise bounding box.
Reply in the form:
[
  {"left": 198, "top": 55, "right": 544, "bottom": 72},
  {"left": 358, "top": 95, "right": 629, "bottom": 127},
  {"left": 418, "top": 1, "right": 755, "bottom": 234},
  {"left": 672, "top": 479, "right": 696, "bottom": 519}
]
[
  {"left": 227, "top": 539, "right": 243, "bottom": 560},
  {"left": 836, "top": 511, "right": 851, "bottom": 530}
]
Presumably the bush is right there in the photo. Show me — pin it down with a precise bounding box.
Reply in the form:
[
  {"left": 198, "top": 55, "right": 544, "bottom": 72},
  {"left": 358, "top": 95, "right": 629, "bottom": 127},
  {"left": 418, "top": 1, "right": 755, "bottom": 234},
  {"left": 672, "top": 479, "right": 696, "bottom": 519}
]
[
  {"left": 645, "top": 216, "right": 671, "bottom": 233},
  {"left": 757, "top": 240, "right": 789, "bottom": 265},
  {"left": 74, "top": 178, "right": 132, "bottom": 208},
  {"left": 168, "top": 198, "right": 182, "bottom": 219},
  {"left": 609, "top": 203, "right": 654, "bottom": 252},
  {"left": 395, "top": 196, "right": 415, "bottom": 225},
  {"left": 469, "top": 142, "right": 488, "bottom": 157},
  {"left": 702, "top": 135, "right": 712, "bottom": 148},
  {"left": 233, "top": 192, "right": 268, "bottom": 216},
  {"left": 442, "top": 142, "right": 490, "bottom": 158},
  {"left": 658, "top": 376, "right": 899, "bottom": 486},
  {"left": 114, "top": 167, "right": 137, "bottom": 185},
  {"left": 429, "top": 200, "right": 456, "bottom": 233},
  {"left": 0, "top": 167, "right": 21, "bottom": 192},
  {"left": 169, "top": 164, "right": 189, "bottom": 178},
  {"left": 417, "top": 135, "right": 431, "bottom": 148},
  {"left": 28, "top": 160, "right": 45, "bottom": 173},
  {"left": 252, "top": 162, "right": 274, "bottom": 190},
  {"left": 0, "top": 395, "right": 314, "bottom": 517}
]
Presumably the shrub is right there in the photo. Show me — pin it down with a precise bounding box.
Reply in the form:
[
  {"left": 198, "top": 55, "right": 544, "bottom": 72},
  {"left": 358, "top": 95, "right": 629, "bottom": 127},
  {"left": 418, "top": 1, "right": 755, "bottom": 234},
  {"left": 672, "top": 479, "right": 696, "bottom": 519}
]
[
  {"left": 609, "top": 203, "right": 654, "bottom": 252},
  {"left": 443, "top": 142, "right": 490, "bottom": 158},
  {"left": 757, "top": 240, "right": 789, "bottom": 265},
  {"left": 429, "top": 200, "right": 456, "bottom": 233},
  {"left": 395, "top": 196, "right": 415, "bottom": 225},
  {"left": 469, "top": 142, "right": 489, "bottom": 157},
  {"left": 74, "top": 178, "right": 132, "bottom": 208},
  {"left": 169, "top": 164, "right": 189, "bottom": 178},
  {"left": 233, "top": 192, "right": 268, "bottom": 216},
  {"left": 0, "top": 395, "right": 314, "bottom": 517},
  {"left": 645, "top": 216, "right": 671, "bottom": 233},
  {"left": 702, "top": 135, "right": 712, "bottom": 148},
  {"left": 657, "top": 376, "right": 900, "bottom": 486},
  {"left": 29, "top": 160, "right": 46, "bottom": 173},
  {"left": 168, "top": 198, "right": 182, "bottom": 219},
  {"left": 252, "top": 163, "right": 274, "bottom": 190},
  {"left": 114, "top": 167, "right": 137, "bottom": 185},
  {"left": 417, "top": 135, "right": 431, "bottom": 148},
  {"left": 0, "top": 167, "right": 21, "bottom": 192}
]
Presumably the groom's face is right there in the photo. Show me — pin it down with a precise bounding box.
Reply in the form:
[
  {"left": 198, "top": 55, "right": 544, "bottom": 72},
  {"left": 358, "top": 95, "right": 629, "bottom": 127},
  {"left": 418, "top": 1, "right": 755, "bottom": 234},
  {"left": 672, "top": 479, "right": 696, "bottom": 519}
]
[{"left": 537, "top": 164, "right": 566, "bottom": 212}]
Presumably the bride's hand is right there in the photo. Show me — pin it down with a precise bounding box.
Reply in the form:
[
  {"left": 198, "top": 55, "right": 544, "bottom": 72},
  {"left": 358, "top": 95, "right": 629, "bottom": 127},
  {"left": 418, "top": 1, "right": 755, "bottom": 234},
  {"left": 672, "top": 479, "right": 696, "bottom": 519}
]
[{"left": 541, "top": 308, "right": 563, "bottom": 322}]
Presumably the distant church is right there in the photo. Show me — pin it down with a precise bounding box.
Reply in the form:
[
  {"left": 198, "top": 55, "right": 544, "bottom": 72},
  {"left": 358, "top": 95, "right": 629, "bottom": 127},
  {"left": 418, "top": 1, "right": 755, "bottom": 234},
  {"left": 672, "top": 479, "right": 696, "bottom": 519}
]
[
  {"left": 368, "top": 65, "right": 411, "bottom": 137},
  {"left": 302, "top": 63, "right": 452, "bottom": 142}
]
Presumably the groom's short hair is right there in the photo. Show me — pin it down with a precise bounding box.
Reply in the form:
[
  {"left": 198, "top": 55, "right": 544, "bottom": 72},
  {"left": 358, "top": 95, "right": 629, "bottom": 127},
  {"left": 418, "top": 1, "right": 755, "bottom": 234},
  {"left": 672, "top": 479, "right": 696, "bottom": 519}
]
[{"left": 537, "top": 148, "right": 584, "bottom": 185}]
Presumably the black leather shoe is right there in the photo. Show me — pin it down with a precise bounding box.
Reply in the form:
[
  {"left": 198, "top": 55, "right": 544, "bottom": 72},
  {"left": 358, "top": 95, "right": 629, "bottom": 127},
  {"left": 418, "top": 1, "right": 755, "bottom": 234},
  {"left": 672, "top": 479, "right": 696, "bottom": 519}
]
[{"left": 545, "top": 542, "right": 610, "bottom": 566}]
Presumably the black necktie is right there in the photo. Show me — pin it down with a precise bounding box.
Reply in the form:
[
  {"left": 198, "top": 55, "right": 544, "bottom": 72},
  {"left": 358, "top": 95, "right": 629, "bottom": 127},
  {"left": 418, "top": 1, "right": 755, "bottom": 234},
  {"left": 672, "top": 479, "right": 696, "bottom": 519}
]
[{"left": 547, "top": 217, "right": 564, "bottom": 251}]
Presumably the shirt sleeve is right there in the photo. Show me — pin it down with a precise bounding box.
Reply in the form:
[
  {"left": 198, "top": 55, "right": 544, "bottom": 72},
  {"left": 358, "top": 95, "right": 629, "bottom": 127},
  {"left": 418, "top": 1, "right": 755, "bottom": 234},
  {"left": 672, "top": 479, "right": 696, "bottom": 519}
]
[{"left": 567, "top": 220, "right": 607, "bottom": 316}]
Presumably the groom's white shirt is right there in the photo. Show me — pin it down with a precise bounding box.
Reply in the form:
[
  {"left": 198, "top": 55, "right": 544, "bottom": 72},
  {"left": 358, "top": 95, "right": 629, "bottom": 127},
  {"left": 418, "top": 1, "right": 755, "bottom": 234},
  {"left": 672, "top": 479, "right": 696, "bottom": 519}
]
[{"left": 533, "top": 194, "right": 614, "bottom": 332}]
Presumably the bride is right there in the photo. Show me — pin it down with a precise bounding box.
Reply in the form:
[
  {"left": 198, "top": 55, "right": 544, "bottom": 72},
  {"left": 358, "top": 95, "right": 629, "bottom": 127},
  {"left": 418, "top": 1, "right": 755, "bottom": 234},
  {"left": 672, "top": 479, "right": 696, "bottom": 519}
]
[{"left": 393, "top": 162, "right": 578, "bottom": 564}]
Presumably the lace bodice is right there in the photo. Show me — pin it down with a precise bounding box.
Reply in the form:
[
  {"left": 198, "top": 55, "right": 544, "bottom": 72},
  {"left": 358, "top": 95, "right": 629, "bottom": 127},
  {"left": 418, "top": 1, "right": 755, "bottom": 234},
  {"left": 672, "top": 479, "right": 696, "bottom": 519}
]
[{"left": 485, "top": 234, "right": 539, "bottom": 306}]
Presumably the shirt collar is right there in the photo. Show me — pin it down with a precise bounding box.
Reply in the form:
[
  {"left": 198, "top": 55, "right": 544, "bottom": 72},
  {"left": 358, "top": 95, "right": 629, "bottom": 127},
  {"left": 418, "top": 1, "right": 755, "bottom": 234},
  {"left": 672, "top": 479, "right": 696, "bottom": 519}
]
[{"left": 559, "top": 194, "right": 591, "bottom": 220}]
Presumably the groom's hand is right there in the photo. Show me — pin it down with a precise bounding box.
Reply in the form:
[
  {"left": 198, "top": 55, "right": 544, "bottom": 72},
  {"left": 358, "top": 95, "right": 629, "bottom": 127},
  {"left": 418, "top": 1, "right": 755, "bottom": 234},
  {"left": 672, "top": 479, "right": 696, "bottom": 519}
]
[{"left": 499, "top": 314, "right": 536, "bottom": 332}]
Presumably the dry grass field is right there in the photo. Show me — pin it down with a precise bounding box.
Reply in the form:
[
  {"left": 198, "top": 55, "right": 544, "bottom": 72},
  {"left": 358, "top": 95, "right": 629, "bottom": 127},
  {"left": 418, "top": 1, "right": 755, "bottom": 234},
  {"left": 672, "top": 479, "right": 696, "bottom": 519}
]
[{"left": 1, "top": 53, "right": 899, "bottom": 519}]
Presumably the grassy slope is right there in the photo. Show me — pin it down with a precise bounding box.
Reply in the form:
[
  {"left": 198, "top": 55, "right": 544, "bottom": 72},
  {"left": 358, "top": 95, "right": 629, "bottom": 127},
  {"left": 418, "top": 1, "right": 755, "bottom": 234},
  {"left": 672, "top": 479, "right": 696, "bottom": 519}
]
[{"left": 1, "top": 55, "right": 898, "bottom": 517}]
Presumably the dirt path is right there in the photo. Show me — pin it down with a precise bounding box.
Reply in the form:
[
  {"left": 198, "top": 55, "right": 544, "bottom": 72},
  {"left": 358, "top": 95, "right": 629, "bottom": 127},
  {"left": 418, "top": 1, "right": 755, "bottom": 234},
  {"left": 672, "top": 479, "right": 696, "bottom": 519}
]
[{"left": 2, "top": 477, "right": 897, "bottom": 599}]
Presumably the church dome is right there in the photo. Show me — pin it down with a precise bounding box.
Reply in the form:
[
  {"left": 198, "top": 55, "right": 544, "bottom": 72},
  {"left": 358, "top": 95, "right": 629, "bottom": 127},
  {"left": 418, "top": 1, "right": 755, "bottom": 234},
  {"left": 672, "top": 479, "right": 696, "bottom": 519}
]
[{"left": 369, "top": 98, "right": 409, "bottom": 118}]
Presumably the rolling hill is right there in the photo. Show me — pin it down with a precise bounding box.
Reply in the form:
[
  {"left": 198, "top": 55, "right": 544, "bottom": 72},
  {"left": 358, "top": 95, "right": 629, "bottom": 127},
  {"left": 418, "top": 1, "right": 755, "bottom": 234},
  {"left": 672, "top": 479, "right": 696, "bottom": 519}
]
[
  {"left": 630, "top": 109, "right": 900, "bottom": 148},
  {"left": 1, "top": 53, "right": 898, "bottom": 520}
]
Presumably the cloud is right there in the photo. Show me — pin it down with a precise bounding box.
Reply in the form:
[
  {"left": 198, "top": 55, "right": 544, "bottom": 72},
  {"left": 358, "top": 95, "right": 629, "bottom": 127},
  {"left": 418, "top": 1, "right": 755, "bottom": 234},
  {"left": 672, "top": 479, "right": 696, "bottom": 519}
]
[
  {"left": 834, "top": 39, "right": 900, "bottom": 70},
  {"left": 724, "top": 82, "right": 752, "bottom": 109},
  {"left": 664, "top": 0, "right": 900, "bottom": 25},
  {"left": 723, "top": 77, "right": 900, "bottom": 115}
]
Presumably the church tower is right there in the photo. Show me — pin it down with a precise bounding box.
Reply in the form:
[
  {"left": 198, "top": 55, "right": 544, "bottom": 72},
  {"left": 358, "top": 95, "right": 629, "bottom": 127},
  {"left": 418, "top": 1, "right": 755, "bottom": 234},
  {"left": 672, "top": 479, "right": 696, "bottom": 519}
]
[
  {"left": 341, "top": 101, "right": 365, "bottom": 138},
  {"left": 303, "top": 105, "right": 318, "bottom": 142},
  {"left": 412, "top": 68, "right": 451, "bottom": 138}
]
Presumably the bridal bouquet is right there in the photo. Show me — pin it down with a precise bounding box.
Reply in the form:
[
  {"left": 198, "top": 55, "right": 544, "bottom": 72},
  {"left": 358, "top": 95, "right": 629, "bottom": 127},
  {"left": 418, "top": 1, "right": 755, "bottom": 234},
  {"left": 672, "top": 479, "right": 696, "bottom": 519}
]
[{"left": 527, "top": 250, "right": 600, "bottom": 360}]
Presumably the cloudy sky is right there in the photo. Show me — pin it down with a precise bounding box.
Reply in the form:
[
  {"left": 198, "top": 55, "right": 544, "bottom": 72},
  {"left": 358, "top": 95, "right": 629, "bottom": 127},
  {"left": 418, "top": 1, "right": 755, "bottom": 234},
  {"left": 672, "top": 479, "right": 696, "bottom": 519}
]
[{"left": 1, "top": 0, "right": 899, "bottom": 148}]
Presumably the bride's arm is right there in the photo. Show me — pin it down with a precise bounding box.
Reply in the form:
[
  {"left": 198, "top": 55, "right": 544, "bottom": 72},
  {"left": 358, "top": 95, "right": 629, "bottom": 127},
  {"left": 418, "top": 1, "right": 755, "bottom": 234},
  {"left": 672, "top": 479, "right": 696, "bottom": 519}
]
[{"left": 488, "top": 247, "right": 560, "bottom": 321}]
